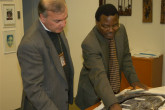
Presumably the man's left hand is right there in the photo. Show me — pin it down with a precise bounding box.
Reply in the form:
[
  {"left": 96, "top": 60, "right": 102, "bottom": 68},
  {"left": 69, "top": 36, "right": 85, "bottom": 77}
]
[{"left": 131, "top": 82, "right": 149, "bottom": 90}]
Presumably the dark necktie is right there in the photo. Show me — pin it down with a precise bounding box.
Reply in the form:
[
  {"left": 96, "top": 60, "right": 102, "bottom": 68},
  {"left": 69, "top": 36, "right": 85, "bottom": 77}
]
[{"left": 108, "top": 39, "right": 120, "bottom": 93}]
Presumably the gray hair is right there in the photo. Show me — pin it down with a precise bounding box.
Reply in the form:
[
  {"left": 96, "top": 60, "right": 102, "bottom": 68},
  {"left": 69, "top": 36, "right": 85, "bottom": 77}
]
[{"left": 38, "top": 0, "right": 66, "bottom": 17}]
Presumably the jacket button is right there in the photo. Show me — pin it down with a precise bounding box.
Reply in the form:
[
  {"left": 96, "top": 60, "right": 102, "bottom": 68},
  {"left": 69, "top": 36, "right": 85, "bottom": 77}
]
[
  {"left": 65, "top": 89, "right": 68, "bottom": 91},
  {"left": 66, "top": 101, "right": 68, "bottom": 104}
]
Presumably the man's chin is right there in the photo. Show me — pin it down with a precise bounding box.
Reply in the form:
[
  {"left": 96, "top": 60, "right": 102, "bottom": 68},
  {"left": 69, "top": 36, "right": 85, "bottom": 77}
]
[
  {"left": 53, "top": 30, "right": 63, "bottom": 33},
  {"left": 104, "top": 35, "right": 114, "bottom": 39}
]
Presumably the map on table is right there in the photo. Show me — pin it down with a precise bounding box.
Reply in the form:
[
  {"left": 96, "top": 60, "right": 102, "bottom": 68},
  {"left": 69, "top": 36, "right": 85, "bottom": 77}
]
[{"left": 94, "top": 86, "right": 165, "bottom": 110}]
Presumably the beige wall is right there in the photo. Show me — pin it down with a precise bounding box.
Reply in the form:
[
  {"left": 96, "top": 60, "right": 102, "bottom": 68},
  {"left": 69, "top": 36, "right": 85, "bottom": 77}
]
[
  {"left": 0, "top": 0, "right": 23, "bottom": 110},
  {"left": 0, "top": 6, "right": 2, "bottom": 107},
  {"left": 119, "top": 0, "right": 164, "bottom": 54},
  {"left": 65, "top": 0, "right": 99, "bottom": 97}
]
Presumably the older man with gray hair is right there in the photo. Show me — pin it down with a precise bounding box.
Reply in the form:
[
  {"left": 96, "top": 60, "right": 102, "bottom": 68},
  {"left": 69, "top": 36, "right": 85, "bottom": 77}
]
[{"left": 17, "top": 0, "right": 74, "bottom": 110}]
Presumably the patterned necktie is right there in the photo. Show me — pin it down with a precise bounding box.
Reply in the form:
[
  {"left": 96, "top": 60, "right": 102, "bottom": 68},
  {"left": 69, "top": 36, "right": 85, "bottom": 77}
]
[{"left": 108, "top": 39, "right": 120, "bottom": 94}]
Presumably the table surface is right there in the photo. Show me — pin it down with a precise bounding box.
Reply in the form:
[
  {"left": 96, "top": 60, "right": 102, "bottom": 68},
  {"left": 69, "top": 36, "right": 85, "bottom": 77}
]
[{"left": 85, "top": 102, "right": 101, "bottom": 110}]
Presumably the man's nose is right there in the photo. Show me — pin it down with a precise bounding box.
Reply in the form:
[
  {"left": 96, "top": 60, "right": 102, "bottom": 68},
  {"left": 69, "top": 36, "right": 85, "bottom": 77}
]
[{"left": 107, "top": 26, "right": 114, "bottom": 32}]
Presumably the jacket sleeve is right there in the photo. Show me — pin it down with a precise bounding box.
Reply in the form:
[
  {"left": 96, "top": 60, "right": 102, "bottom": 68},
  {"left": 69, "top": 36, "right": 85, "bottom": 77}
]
[
  {"left": 82, "top": 39, "right": 118, "bottom": 109},
  {"left": 120, "top": 25, "right": 139, "bottom": 84},
  {"left": 17, "top": 41, "right": 58, "bottom": 110}
]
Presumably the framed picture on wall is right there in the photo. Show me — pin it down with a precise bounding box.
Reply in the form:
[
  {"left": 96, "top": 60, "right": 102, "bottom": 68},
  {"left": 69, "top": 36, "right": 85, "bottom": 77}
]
[
  {"left": 118, "top": 0, "right": 132, "bottom": 16},
  {"left": 143, "top": 0, "right": 152, "bottom": 23},
  {"left": 2, "top": 4, "right": 16, "bottom": 27},
  {"left": 160, "top": 0, "right": 165, "bottom": 24},
  {"left": 3, "top": 30, "right": 16, "bottom": 54},
  {"left": 101, "top": 0, "right": 132, "bottom": 16},
  {"left": 99, "top": 0, "right": 106, "bottom": 6}
]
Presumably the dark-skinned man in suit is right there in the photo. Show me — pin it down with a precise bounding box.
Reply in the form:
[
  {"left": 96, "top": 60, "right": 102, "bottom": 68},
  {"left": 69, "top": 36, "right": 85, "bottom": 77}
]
[{"left": 75, "top": 4, "right": 148, "bottom": 110}]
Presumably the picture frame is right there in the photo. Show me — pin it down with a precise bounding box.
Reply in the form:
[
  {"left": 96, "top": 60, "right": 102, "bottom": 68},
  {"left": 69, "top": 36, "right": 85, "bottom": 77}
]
[
  {"left": 101, "top": 0, "right": 132, "bottom": 16},
  {"left": 3, "top": 30, "right": 16, "bottom": 54},
  {"left": 99, "top": 0, "right": 106, "bottom": 6},
  {"left": 160, "top": 0, "right": 165, "bottom": 24},
  {"left": 143, "top": 0, "right": 152, "bottom": 23},
  {"left": 2, "top": 4, "right": 16, "bottom": 27},
  {"left": 118, "top": 0, "right": 132, "bottom": 16}
]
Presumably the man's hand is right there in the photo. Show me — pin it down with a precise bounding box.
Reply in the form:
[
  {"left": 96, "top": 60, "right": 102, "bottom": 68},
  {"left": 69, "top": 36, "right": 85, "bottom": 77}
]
[
  {"left": 109, "top": 103, "right": 122, "bottom": 110},
  {"left": 131, "top": 82, "right": 149, "bottom": 90}
]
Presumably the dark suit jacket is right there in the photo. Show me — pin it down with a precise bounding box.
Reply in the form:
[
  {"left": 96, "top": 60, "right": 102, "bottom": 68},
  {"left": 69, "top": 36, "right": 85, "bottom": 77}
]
[
  {"left": 75, "top": 24, "right": 139, "bottom": 109},
  {"left": 17, "top": 20, "right": 74, "bottom": 110}
]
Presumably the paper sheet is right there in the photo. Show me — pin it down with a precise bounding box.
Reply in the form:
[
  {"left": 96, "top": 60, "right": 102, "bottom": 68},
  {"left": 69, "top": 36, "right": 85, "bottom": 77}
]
[{"left": 144, "top": 86, "right": 165, "bottom": 95}]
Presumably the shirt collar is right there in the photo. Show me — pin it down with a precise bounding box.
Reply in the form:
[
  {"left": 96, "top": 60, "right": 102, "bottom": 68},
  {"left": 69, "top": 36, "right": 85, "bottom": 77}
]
[{"left": 39, "top": 18, "right": 51, "bottom": 32}]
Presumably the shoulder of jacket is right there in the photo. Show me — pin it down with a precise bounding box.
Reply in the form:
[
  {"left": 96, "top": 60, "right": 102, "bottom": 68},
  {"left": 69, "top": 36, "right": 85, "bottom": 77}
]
[{"left": 82, "top": 29, "right": 99, "bottom": 45}]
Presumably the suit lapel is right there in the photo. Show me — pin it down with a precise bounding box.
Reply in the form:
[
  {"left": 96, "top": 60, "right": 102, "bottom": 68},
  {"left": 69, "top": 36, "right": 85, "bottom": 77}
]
[
  {"left": 98, "top": 37, "right": 109, "bottom": 71},
  {"left": 94, "top": 26, "right": 122, "bottom": 72},
  {"left": 114, "top": 28, "right": 123, "bottom": 69},
  {"left": 94, "top": 27, "right": 109, "bottom": 71},
  {"left": 38, "top": 21, "right": 67, "bottom": 82}
]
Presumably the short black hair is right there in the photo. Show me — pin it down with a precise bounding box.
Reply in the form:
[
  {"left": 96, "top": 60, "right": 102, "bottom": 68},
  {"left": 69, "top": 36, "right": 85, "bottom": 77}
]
[{"left": 95, "top": 4, "right": 118, "bottom": 21}]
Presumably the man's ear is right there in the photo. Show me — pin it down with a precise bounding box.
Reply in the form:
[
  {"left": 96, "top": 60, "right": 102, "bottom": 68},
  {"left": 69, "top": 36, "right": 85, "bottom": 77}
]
[
  {"left": 96, "top": 21, "right": 99, "bottom": 26},
  {"left": 40, "top": 14, "right": 46, "bottom": 23}
]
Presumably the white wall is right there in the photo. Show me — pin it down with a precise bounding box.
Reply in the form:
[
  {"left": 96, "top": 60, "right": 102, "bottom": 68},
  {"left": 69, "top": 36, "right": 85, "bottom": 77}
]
[
  {"left": 107, "top": 0, "right": 164, "bottom": 53},
  {"left": 0, "top": 0, "right": 23, "bottom": 110},
  {"left": 66, "top": 0, "right": 165, "bottom": 97},
  {"left": 0, "top": 2, "right": 2, "bottom": 106},
  {"left": 65, "top": 0, "right": 99, "bottom": 96},
  {"left": 163, "top": 26, "right": 165, "bottom": 85}
]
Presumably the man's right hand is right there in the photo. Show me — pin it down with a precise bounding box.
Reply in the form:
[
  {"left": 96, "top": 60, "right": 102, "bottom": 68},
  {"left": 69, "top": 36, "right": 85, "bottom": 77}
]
[{"left": 109, "top": 103, "right": 122, "bottom": 110}]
